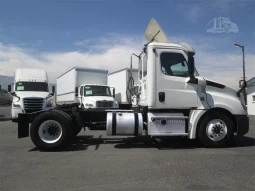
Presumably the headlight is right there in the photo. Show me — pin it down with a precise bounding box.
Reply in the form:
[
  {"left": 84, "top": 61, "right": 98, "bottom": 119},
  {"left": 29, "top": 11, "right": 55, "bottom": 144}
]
[
  {"left": 85, "top": 103, "right": 93, "bottom": 107},
  {"left": 13, "top": 103, "right": 21, "bottom": 108}
]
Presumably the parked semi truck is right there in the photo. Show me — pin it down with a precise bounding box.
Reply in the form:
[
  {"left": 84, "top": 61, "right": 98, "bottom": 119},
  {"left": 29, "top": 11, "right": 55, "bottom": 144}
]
[
  {"left": 8, "top": 68, "right": 55, "bottom": 122},
  {"left": 108, "top": 68, "right": 139, "bottom": 109},
  {"left": 14, "top": 18, "right": 249, "bottom": 150},
  {"left": 56, "top": 67, "right": 119, "bottom": 109}
]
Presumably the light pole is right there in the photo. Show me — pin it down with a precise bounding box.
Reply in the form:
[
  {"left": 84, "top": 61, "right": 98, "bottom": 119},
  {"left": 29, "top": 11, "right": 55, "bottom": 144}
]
[{"left": 234, "top": 43, "right": 246, "bottom": 104}]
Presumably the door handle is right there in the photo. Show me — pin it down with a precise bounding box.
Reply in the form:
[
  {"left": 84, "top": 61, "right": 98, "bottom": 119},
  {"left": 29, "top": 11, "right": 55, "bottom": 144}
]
[{"left": 159, "top": 92, "right": 165, "bottom": 102}]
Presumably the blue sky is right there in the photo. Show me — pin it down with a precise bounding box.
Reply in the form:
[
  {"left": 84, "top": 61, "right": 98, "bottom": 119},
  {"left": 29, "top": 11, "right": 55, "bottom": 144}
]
[{"left": 0, "top": 0, "right": 254, "bottom": 87}]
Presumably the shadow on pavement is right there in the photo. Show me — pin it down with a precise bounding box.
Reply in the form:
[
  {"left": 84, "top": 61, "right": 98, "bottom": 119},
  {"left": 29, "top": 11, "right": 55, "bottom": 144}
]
[
  {"left": 232, "top": 136, "right": 255, "bottom": 147},
  {"left": 29, "top": 135, "right": 255, "bottom": 152}
]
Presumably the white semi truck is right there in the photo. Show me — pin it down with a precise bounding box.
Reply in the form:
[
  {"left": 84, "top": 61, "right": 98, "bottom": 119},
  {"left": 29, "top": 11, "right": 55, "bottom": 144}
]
[
  {"left": 8, "top": 68, "right": 55, "bottom": 122},
  {"left": 14, "top": 19, "right": 249, "bottom": 150},
  {"left": 56, "top": 67, "right": 119, "bottom": 109},
  {"left": 108, "top": 68, "right": 139, "bottom": 109}
]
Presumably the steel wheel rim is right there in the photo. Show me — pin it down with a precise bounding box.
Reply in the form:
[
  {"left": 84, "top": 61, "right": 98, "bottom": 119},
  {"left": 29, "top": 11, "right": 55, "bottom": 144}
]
[
  {"left": 206, "top": 119, "right": 227, "bottom": 141},
  {"left": 38, "top": 120, "right": 63, "bottom": 144}
]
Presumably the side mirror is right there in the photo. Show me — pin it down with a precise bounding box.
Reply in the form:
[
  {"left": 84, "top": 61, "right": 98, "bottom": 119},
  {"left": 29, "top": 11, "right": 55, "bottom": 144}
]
[
  {"left": 237, "top": 80, "right": 247, "bottom": 97},
  {"left": 187, "top": 56, "right": 197, "bottom": 83},
  {"left": 188, "top": 56, "right": 195, "bottom": 76},
  {"left": 112, "top": 88, "right": 115, "bottom": 98},
  {"left": 239, "top": 80, "right": 245, "bottom": 88},
  {"left": 8, "top": 85, "right": 11, "bottom": 92},
  {"left": 75, "top": 86, "right": 78, "bottom": 97},
  {"left": 52, "top": 86, "right": 55, "bottom": 93}
]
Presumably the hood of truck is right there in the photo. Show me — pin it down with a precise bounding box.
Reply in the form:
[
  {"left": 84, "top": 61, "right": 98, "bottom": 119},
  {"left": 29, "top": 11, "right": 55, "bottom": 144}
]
[
  {"left": 83, "top": 96, "right": 115, "bottom": 102},
  {"left": 81, "top": 96, "right": 117, "bottom": 109},
  {"left": 14, "top": 91, "right": 50, "bottom": 99},
  {"left": 200, "top": 77, "right": 247, "bottom": 115},
  {"left": 202, "top": 77, "right": 238, "bottom": 96}
]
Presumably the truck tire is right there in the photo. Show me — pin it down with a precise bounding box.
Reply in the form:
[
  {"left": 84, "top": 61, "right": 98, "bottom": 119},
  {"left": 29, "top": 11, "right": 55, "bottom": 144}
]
[
  {"left": 30, "top": 111, "right": 73, "bottom": 150},
  {"left": 53, "top": 110, "right": 83, "bottom": 136},
  {"left": 198, "top": 111, "right": 234, "bottom": 147}
]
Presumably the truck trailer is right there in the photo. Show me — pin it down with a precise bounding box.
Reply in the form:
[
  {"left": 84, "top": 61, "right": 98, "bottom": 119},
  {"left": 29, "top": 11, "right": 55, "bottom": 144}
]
[
  {"left": 108, "top": 68, "right": 139, "bottom": 109},
  {"left": 14, "top": 19, "right": 249, "bottom": 150}
]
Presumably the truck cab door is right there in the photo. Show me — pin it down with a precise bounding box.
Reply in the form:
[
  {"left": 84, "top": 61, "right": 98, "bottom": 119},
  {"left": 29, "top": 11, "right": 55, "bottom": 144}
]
[{"left": 155, "top": 49, "right": 198, "bottom": 109}]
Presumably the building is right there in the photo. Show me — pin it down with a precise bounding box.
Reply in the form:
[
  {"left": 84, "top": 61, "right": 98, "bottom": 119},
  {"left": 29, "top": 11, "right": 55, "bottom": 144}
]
[{"left": 246, "top": 77, "right": 255, "bottom": 115}]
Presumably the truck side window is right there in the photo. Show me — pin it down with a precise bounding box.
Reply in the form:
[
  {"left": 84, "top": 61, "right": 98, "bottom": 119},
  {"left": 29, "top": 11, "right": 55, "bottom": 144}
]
[
  {"left": 80, "top": 86, "right": 83, "bottom": 96},
  {"left": 160, "top": 53, "right": 188, "bottom": 77}
]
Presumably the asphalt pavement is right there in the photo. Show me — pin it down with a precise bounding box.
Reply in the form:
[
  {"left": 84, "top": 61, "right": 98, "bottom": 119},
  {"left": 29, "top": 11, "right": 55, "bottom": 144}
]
[{"left": 0, "top": 116, "right": 255, "bottom": 191}]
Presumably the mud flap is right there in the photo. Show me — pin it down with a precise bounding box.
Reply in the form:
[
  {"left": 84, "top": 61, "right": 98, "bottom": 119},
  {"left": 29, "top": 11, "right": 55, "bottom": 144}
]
[
  {"left": 235, "top": 115, "right": 249, "bottom": 136},
  {"left": 18, "top": 114, "right": 29, "bottom": 138}
]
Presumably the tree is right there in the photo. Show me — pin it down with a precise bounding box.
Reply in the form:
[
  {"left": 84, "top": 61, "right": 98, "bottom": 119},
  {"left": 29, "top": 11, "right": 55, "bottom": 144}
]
[{"left": 0, "top": 89, "right": 8, "bottom": 93}]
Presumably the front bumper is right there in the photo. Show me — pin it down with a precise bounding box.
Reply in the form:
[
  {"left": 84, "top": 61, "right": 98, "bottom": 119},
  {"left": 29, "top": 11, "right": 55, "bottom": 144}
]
[{"left": 235, "top": 115, "right": 249, "bottom": 136}]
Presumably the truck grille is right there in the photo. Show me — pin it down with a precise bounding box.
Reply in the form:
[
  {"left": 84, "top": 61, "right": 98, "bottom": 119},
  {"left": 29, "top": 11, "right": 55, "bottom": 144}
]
[
  {"left": 96, "top": 101, "right": 113, "bottom": 108},
  {"left": 23, "top": 98, "right": 44, "bottom": 113}
]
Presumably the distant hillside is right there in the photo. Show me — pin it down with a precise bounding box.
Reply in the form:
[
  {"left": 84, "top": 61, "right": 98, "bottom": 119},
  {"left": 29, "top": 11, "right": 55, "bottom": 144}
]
[{"left": 0, "top": 75, "right": 14, "bottom": 90}]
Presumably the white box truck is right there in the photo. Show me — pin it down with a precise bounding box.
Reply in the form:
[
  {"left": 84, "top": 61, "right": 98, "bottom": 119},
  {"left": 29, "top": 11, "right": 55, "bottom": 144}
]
[
  {"left": 57, "top": 67, "right": 119, "bottom": 109},
  {"left": 108, "top": 68, "right": 139, "bottom": 108},
  {"left": 8, "top": 68, "right": 55, "bottom": 122}
]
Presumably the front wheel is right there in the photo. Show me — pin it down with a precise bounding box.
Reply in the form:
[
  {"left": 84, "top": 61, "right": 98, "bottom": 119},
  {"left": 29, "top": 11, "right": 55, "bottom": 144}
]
[{"left": 198, "top": 111, "right": 234, "bottom": 147}]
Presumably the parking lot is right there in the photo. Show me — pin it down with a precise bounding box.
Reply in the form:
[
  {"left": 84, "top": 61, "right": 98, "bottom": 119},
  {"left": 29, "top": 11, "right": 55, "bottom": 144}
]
[
  {"left": 0, "top": 106, "right": 11, "bottom": 119},
  {"left": 0, "top": 107, "right": 255, "bottom": 191}
]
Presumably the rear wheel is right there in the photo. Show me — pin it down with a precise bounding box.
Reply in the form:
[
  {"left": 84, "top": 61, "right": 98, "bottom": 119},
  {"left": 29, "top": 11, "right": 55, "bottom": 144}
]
[
  {"left": 30, "top": 111, "right": 73, "bottom": 150},
  {"left": 53, "top": 110, "right": 83, "bottom": 136},
  {"left": 38, "top": 120, "right": 63, "bottom": 144},
  {"left": 198, "top": 111, "right": 234, "bottom": 147}
]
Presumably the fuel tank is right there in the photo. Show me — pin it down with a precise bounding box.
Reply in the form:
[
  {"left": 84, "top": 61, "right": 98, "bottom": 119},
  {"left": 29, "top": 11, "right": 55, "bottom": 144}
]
[{"left": 106, "top": 112, "right": 143, "bottom": 136}]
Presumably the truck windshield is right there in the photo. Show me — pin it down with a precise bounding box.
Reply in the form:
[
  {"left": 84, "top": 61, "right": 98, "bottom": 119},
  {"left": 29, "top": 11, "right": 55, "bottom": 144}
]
[
  {"left": 84, "top": 86, "right": 111, "bottom": 96},
  {"left": 15, "top": 82, "right": 49, "bottom": 92}
]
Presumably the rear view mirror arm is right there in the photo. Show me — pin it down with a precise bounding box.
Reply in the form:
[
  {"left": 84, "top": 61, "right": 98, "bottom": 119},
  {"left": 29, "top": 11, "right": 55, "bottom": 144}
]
[
  {"left": 46, "top": 93, "right": 54, "bottom": 100},
  {"left": 237, "top": 81, "right": 247, "bottom": 97}
]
